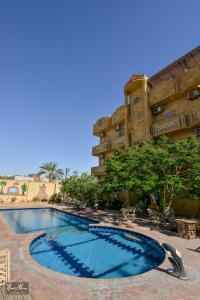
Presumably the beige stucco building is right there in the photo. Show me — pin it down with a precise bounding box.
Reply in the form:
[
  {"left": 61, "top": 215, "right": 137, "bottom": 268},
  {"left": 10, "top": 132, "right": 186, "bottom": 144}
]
[{"left": 91, "top": 45, "right": 200, "bottom": 216}]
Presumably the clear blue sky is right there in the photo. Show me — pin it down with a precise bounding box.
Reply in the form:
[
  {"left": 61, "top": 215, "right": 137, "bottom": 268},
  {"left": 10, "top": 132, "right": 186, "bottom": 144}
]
[{"left": 0, "top": 0, "right": 199, "bottom": 175}]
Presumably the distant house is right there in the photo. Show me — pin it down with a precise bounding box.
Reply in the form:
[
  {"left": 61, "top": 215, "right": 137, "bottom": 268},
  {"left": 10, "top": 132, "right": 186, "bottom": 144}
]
[{"left": 14, "top": 174, "right": 47, "bottom": 182}]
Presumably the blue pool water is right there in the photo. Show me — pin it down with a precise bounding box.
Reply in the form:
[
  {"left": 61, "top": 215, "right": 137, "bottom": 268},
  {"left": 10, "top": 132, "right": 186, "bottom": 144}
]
[
  {"left": 1, "top": 208, "right": 165, "bottom": 279},
  {"left": 0, "top": 208, "right": 95, "bottom": 233}
]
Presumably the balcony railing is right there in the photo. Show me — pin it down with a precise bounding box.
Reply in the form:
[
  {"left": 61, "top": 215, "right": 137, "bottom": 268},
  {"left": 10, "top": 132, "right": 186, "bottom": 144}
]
[
  {"left": 152, "top": 115, "right": 187, "bottom": 137},
  {"left": 111, "top": 136, "right": 126, "bottom": 149},
  {"left": 91, "top": 166, "right": 106, "bottom": 176},
  {"left": 92, "top": 142, "right": 111, "bottom": 156},
  {"left": 187, "top": 111, "right": 200, "bottom": 128}
]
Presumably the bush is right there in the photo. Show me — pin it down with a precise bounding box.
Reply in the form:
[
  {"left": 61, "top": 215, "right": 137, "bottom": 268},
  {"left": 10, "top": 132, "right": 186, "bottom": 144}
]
[
  {"left": 48, "top": 193, "right": 62, "bottom": 203},
  {"left": 32, "top": 196, "right": 48, "bottom": 202},
  {"left": 97, "top": 198, "right": 108, "bottom": 210},
  {"left": 32, "top": 196, "right": 41, "bottom": 202},
  {"left": 61, "top": 172, "right": 101, "bottom": 209},
  {"left": 11, "top": 197, "right": 17, "bottom": 202},
  {"left": 97, "top": 195, "right": 123, "bottom": 210},
  {"left": 41, "top": 198, "right": 48, "bottom": 202},
  {"left": 106, "top": 195, "right": 123, "bottom": 210}
]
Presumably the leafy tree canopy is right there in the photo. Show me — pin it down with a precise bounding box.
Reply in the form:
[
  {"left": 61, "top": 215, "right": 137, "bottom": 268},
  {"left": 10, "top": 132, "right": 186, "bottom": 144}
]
[
  {"left": 21, "top": 183, "right": 27, "bottom": 195},
  {"left": 61, "top": 172, "right": 101, "bottom": 208},
  {"left": 103, "top": 136, "right": 200, "bottom": 216}
]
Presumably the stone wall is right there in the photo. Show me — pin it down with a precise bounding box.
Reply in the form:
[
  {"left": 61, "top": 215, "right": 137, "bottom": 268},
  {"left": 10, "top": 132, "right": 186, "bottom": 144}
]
[{"left": 0, "top": 179, "right": 60, "bottom": 203}]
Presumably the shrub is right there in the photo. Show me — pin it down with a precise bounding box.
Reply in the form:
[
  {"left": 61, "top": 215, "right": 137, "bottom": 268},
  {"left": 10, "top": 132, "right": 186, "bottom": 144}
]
[
  {"left": 41, "top": 198, "right": 48, "bottom": 202},
  {"left": 48, "top": 193, "right": 62, "bottom": 203},
  {"left": 32, "top": 196, "right": 41, "bottom": 202},
  {"left": 97, "top": 198, "right": 108, "bottom": 210},
  {"left": 97, "top": 194, "right": 123, "bottom": 210},
  {"left": 32, "top": 196, "right": 48, "bottom": 202},
  {"left": 11, "top": 197, "right": 17, "bottom": 202},
  {"left": 106, "top": 195, "right": 123, "bottom": 210},
  {"left": 61, "top": 172, "right": 101, "bottom": 209}
]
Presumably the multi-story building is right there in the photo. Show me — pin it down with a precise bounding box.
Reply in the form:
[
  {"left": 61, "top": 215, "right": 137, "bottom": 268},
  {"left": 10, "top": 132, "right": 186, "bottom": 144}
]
[{"left": 92, "top": 45, "right": 200, "bottom": 180}]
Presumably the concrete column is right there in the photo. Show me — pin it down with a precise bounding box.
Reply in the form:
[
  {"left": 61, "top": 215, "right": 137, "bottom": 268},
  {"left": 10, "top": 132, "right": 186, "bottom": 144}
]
[
  {"left": 142, "top": 79, "right": 152, "bottom": 140},
  {"left": 124, "top": 93, "right": 130, "bottom": 148},
  {"left": 124, "top": 93, "right": 131, "bottom": 206},
  {"left": 26, "top": 181, "right": 30, "bottom": 201}
]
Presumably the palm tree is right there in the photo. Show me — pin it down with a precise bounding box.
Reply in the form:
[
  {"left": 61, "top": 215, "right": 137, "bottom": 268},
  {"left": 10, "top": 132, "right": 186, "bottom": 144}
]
[
  {"left": 0, "top": 181, "right": 6, "bottom": 194},
  {"left": 39, "top": 162, "right": 64, "bottom": 182}
]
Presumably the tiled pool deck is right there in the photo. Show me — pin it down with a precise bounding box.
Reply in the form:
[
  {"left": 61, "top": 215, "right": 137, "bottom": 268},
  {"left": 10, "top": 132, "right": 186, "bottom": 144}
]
[{"left": 0, "top": 203, "right": 200, "bottom": 300}]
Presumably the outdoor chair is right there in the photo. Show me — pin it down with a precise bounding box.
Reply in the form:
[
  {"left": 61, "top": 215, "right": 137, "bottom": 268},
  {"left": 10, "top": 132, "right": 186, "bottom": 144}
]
[
  {"left": 62, "top": 196, "right": 71, "bottom": 205},
  {"left": 74, "top": 202, "right": 87, "bottom": 210},
  {"left": 120, "top": 208, "right": 127, "bottom": 221},
  {"left": 120, "top": 207, "right": 135, "bottom": 222}
]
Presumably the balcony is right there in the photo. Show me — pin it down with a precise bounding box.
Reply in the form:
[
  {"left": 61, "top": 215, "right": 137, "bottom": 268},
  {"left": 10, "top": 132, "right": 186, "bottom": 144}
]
[
  {"left": 149, "top": 79, "right": 175, "bottom": 107},
  {"left": 93, "top": 116, "right": 111, "bottom": 136},
  {"left": 92, "top": 142, "right": 111, "bottom": 156},
  {"left": 187, "top": 111, "right": 200, "bottom": 128},
  {"left": 111, "top": 106, "right": 125, "bottom": 126},
  {"left": 177, "top": 64, "right": 200, "bottom": 91},
  {"left": 152, "top": 115, "right": 187, "bottom": 137},
  {"left": 91, "top": 166, "right": 106, "bottom": 176},
  {"left": 124, "top": 74, "right": 147, "bottom": 93},
  {"left": 111, "top": 136, "right": 126, "bottom": 149}
]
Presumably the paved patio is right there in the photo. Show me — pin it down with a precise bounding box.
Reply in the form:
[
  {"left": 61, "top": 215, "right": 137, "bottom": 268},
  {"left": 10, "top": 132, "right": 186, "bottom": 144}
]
[{"left": 0, "top": 203, "right": 200, "bottom": 300}]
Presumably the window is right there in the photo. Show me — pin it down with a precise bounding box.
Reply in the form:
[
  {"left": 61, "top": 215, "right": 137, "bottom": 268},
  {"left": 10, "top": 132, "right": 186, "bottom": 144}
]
[
  {"left": 134, "top": 96, "right": 140, "bottom": 104},
  {"left": 7, "top": 187, "right": 18, "bottom": 194},
  {"left": 165, "top": 111, "right": 175, "bottom": 121},
  {"left": 103, "top": 136, "right": 110, "bottom": 142},
  {"left": 118, "top": 129, "right": 125, "bottom": 137}
]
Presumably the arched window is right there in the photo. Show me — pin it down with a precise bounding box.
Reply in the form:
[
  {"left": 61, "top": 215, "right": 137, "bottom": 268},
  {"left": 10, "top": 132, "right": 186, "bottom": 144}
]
[{"left": 7, "top": 186, "right": 18, "bottom": 194}]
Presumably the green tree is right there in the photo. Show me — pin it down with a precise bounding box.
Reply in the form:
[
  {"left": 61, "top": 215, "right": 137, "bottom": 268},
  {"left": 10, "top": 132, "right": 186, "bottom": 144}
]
[
  {"left": 39, "top": 162, "right": 64, "bottom": 182},
  {"left": 61, "top": 172, "right": 101, "bottom": 208},
  {"left": 103, "top": 136, "right": 200, "bottom": 220},
  {"left": 184, "top": 146, "right": 200, "bottom": 217},
  {"left": 0, "top": 181, "right": 6, "bottom": 195},
  {"left": 21, "top": 183, "right": 27, "bottom": 195}
]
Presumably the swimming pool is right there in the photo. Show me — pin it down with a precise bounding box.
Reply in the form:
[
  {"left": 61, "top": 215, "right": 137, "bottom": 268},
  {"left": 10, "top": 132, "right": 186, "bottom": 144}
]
[
  {"left": 1, "top": 208, "right": 165, "bottom": 279},
  {"left": 0, "top": 207, "right": 95, "bottom": 233}
]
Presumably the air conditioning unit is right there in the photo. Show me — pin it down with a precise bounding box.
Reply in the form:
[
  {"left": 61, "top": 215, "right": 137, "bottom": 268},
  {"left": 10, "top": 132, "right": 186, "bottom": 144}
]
[
  {"left": 152, "top": 106, "right": 163, "bottom": 115},
  {"left": 115, "top": 125, "right": 121, "bottom": 131},
  {"left": 100, "top": 132, "right": 105, "bottom": 138},
  {"left": 187, "top": 90, "right": 200, "bottom": 100},
  {"left": 194, "top": 128, "right": 200, "bottom": 136},
  {"left": 114, "top": 149, "right": 120, "bottom": 155}
]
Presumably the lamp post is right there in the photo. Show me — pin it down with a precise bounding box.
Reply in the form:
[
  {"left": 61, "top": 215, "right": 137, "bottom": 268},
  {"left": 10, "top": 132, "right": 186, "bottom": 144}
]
[{"left": 64, "top": 168, "right": 69, "bottom": 180}]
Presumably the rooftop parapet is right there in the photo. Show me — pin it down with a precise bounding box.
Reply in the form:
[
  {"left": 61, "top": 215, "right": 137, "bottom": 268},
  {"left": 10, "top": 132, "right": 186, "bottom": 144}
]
[{"left": 124, "top": 74, "right": 148, "bottom": 94}]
